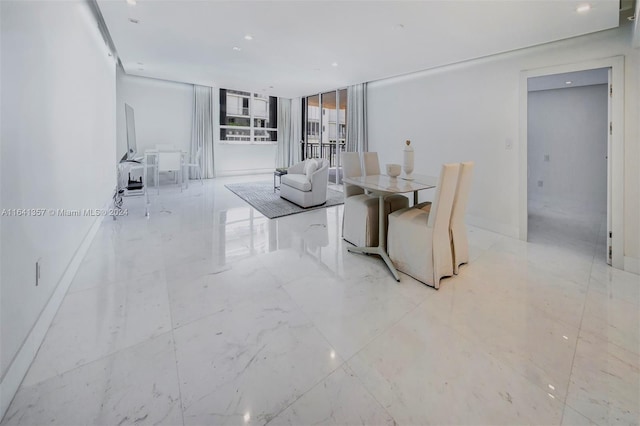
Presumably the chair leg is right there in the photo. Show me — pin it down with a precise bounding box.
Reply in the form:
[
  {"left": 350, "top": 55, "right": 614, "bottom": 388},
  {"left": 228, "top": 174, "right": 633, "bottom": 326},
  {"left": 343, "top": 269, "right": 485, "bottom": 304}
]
[{"left": 184, "top": 165, "right": 189, "bottom": 189}]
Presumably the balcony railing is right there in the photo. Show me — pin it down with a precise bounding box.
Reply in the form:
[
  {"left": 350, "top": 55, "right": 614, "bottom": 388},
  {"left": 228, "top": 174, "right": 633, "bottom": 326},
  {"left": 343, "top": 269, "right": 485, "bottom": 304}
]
[{"left": 299, "top": 141, "right": 346, "bottom": 167}]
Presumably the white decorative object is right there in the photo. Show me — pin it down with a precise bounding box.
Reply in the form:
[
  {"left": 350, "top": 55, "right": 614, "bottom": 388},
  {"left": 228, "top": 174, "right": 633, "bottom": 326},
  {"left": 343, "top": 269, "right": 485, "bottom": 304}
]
[
  {"left": 403, "top": 139, "right": 414, "bottom": 180},
  {"left": 386, "top": 163, "right": 401, "bottom": 179}
]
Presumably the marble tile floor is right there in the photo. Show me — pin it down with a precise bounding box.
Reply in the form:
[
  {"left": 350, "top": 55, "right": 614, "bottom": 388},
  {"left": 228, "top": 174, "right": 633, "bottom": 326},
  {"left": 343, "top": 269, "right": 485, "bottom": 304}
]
[{"left": 2, "top": 175, "right": 638, "bottom": 426}]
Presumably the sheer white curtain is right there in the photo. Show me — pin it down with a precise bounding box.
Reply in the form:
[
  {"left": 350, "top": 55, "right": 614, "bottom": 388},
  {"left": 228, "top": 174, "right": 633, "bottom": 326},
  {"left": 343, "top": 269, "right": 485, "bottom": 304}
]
[
  {"left": 346, "top": 83, "right": 368, "bottom": 153},
  {"left": 276, "top": 97, "right": 302, "bottom": 167},
  {"left": 191, "top": 85, "right": 215, "bottom": 178}
]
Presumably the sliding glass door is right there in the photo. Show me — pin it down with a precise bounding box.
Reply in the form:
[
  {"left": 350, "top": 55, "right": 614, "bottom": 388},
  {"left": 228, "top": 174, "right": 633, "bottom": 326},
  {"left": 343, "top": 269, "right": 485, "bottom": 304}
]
[{"left": 302, "top": 88, "right": 347, "bottom": 183}]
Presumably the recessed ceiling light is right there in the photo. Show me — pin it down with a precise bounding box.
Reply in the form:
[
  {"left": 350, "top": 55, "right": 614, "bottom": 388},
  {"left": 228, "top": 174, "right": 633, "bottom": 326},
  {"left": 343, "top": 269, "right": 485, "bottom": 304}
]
[
  {"left": 126, "top": 0, "right": 136, "bottom": 5},
  {"left": 244, "top": 34, "right": 253, "bottom": 41},
  {"left": 576, "top": 4, "right": 591, "bottom": 13},
  {"left": 331, "top": 62, "right": 338, "bottom": 67},
  {"left": 128, "top": 18, "right": 139, "bottom": 24},
  {"left": 565, "top": 81, "right": 573, "bottom": 85},
  {"left": 233, "top": 46, "right": 241, "bottom": 51}
]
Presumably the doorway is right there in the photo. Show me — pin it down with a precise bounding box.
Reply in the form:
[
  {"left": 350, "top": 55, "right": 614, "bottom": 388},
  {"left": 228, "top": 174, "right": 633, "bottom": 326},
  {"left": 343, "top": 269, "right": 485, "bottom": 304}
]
[
  {"left": 519, "top": 56, "right": 624, "bottom": 269},
  {"left": 527, "top": 68, "right": 609, "bottom": 261},
  {"left": 302, "top": 88, "right": 348, "bottom": 184}
]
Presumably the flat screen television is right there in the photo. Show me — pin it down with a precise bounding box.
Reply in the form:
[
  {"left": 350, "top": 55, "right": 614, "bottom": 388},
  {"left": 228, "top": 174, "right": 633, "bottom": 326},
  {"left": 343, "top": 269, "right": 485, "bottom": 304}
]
[{"left": 125, "top": 103, "right": 137, "bottom": 160}]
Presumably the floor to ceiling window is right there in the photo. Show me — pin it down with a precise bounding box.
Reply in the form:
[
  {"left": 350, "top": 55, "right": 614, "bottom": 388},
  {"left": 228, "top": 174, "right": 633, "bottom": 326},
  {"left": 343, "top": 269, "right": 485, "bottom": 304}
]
[{"left": 302, "top": 88, "right": 347, "bottom": 183}]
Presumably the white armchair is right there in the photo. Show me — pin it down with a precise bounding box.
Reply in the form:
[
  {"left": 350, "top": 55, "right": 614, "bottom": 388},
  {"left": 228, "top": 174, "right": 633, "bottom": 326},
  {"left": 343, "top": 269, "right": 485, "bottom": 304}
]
[
  {"left": 387, "top": 163, "right": 460, "bottom": 289},
  {"left": 280, "top": 158, "right": 329, "bottom": 208}
]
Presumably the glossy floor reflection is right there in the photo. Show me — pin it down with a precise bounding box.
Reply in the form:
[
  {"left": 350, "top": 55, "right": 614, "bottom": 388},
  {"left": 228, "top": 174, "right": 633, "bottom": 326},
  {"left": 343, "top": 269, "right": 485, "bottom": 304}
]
[{"left": 3, "top": 175, "right": 639, "bottom": 426}]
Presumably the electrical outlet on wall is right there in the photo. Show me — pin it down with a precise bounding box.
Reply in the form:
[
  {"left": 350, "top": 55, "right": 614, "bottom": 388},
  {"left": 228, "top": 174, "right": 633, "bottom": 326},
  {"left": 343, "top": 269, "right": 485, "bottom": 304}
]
[{"left": 537, "top": 180, "right": 544, "bottom": 187}]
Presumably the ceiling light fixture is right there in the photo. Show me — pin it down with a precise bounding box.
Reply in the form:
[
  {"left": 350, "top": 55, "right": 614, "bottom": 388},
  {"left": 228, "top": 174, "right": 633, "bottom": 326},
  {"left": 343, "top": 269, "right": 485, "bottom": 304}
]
[
  {"left": 126, "top": 0, "right": 136, "bottom": 5},
  {"left": 233, "top": 46, "right": 241, "bottom": 51},
  {"left": 128, "top": 18, "right": 139, "bottom": 24},
  {"left": 244, "top": 34, "right": 253, "bottom": 41},
  {"left": 331, "top": 62, "right": 338, "bottom": 67},
  {"left": 565, "top": 81, "right": 573, "bottom": 85},
  {"left": 576, "top": 4, "right": 591, "bottom": 13}
]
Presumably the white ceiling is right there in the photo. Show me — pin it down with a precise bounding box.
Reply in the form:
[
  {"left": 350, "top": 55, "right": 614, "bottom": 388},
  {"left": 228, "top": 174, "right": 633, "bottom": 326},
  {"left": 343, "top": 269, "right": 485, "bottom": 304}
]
[
  {"left": 97, "top": 0, "right": 620, "bottom": 98},
  {"left": 528, "top": 67, "right": 609, "bottom": 91}
]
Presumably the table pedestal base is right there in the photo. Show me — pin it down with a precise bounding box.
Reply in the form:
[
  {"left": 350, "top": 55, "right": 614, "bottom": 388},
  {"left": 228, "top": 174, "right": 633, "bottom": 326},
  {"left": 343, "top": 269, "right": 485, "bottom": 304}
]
[
  {"left": 347, "top": 193, "right": 400, "bottom": 282},
  {"left": 347, "top": 245, "right": 400, "bottom": 282}
]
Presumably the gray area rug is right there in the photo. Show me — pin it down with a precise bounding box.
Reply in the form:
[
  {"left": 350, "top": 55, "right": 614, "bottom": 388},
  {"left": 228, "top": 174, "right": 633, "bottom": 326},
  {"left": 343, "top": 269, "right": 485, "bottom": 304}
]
[{"left": 225, "top": 181, "right": 344, "bottom": 219}]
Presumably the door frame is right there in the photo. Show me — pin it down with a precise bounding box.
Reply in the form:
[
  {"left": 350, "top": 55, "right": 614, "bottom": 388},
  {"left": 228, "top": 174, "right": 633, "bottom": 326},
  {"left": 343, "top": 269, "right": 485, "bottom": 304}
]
[{"left": 518, "top": 55, "right": 624, "bottom": 269}]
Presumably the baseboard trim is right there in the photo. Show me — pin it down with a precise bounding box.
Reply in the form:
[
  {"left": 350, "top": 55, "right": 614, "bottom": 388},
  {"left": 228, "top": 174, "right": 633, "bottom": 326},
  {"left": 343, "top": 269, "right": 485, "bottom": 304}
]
[
  {"left": 0, "top": 210, "right": 106, "bottom": 420},
  {"left": 466, "top": 215, "right": 519, "bottom": 239},
  {"left": 216, "top": 168, "right": 274, "bottom": 177},
  {"left": 624, "top": 256, "right": 640, "bottom": 275}
]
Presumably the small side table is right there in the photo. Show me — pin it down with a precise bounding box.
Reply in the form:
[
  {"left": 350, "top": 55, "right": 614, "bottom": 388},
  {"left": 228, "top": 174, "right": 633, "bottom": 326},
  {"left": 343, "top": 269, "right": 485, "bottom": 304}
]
[{"left": 274, "top": 169, "right": 288, "bottom": 192}]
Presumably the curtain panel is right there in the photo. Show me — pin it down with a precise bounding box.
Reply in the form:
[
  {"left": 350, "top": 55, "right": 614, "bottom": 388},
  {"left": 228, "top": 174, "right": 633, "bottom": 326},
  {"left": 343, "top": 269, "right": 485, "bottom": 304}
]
[
  {"left": 276, "top": 97, "right": 302, "bottom": 168},
  {"left": 346, "top": 83, "right": 368, "bottom": 153},
  {"left": 191, "top": 85, "right": 215, "bottom": 178}
]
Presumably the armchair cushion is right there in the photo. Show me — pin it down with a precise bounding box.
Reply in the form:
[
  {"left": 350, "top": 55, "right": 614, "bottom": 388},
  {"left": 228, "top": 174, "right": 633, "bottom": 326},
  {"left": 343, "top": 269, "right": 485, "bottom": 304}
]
[
  {"left": 280, "top": 174, "right": 312, "bottom": 192},
  {"left": 304, "top": 158, "right": 318, "bottom": 180}
]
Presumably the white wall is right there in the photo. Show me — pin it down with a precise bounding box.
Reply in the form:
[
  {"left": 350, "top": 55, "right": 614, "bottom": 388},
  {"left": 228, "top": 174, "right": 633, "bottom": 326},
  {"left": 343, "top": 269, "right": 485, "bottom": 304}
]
[
  {"left": 528, "top": 84, "right": 608, "bottom": 215},
  {"left": 0, "top": 0, "right": 116, "bottom": 417},
  {"left": 116, "top": 76, "right": 277, "bottom": 176},
  {"left": 367, "top": 24, "right": 640, "bottom": 263},
  {"left": 116, "top": 71, "right": 193, "bottom": 159}
]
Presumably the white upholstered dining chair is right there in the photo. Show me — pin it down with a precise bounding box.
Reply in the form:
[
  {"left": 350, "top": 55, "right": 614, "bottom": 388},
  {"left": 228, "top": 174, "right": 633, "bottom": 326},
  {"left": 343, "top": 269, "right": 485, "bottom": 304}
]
[
  {"left": 387, "top": 163, "right": 460, "bottom": 289},
  {"left": 450, "top": 161, "right": 474, "bottom": 274},
  {"left": 409, "top": 161, "right": 475, "bottom": 274},
  {"left": 341, "top": 152, "right": 380, "bottom": 247}
]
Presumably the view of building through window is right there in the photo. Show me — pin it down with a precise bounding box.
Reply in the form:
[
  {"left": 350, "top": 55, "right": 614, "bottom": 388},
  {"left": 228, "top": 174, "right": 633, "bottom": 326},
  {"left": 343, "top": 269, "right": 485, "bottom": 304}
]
[
  {"left": 220, "top": 89, "right": 278, "bottom": 143},
  {"left": 302, "top": 88, "right": 347, "bottom": 169}
]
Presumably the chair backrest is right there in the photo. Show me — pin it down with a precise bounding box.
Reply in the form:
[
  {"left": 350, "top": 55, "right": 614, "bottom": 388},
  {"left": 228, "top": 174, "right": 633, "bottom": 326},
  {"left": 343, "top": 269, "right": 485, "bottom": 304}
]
[
  {"left": 158, "top": 151, "right": 182, "bottom": 172},
  {"left": 363, "top": 152, "right": 380, "bottom": 176},
  {"left": 341, "top": 152, "right": 365, "bottom": 197},
  {"left": 193, "top": 147, "right": 203, "bottom": 165},
  {"left": 427, "top": 163, "right": 460, "bottom": 231},
  {"left": 450, "top": 162, "right": 474, "bottom": 229}
]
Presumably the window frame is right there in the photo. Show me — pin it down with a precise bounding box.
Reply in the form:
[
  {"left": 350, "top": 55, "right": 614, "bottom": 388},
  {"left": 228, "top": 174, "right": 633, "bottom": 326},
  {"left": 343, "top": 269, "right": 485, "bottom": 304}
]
[{"left": 219, "top": 89, "right": 278, "bottom": 145}]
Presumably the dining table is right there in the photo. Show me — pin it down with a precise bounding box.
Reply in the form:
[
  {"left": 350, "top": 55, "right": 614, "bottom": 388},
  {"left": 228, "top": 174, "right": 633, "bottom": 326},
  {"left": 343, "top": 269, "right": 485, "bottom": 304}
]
[{"left": 342, "top": 173, "right": 437, "bottom": 281}]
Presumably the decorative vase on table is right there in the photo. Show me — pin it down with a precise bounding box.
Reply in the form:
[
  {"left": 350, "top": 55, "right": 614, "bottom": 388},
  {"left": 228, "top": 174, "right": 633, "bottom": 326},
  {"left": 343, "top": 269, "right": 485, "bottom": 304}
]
[{"left": 403, "top": 139, "right": 414, "bottom": 180}]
